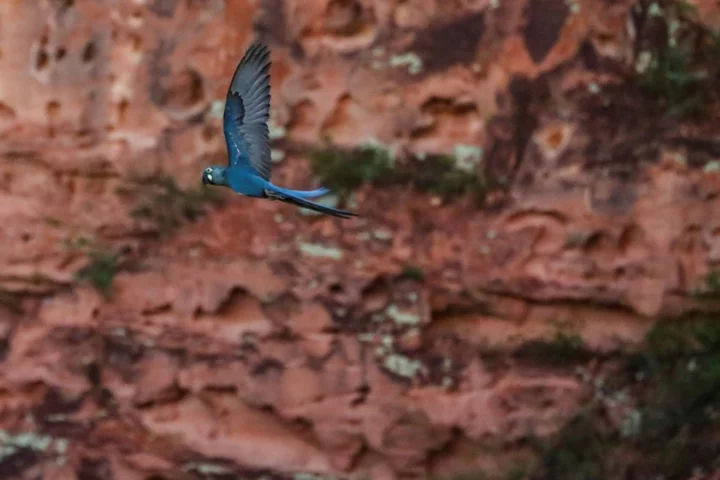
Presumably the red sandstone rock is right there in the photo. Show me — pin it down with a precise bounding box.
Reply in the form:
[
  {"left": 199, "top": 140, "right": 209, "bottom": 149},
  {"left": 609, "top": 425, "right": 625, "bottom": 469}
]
[{"left": 1, "top": 0, "right": 720, "bottom": 479}]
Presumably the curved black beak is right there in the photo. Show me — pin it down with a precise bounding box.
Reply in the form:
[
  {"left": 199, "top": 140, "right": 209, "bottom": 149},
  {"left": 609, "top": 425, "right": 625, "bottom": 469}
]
[{"left": 202, "top": 174, "right": 210, "bottom": 185}]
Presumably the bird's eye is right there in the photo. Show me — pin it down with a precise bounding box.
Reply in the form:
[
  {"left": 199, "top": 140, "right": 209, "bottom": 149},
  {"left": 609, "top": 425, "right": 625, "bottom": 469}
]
[{"left": 205, "top": 168, "right": 212, "bottom": 173}]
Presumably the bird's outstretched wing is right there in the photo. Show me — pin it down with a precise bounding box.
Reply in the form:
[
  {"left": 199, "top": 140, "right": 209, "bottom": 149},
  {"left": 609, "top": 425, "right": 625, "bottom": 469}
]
[{"left": 223, "top": 42, "right": 272, "bottom": 180}]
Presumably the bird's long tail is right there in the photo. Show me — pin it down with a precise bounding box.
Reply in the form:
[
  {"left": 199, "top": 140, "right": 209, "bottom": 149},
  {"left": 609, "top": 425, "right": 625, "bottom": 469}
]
[
  {"left": 265, "top": 186, "right": 357, "bottom": 219},
  {"left": 281, "top": 186, "right": 330, "bottom": 199}
]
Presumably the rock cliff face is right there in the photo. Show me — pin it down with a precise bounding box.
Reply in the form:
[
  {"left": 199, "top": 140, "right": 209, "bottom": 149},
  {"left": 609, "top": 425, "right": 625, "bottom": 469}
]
[{"left": 1, "top": 0, "right": 720, "bottom": 479}]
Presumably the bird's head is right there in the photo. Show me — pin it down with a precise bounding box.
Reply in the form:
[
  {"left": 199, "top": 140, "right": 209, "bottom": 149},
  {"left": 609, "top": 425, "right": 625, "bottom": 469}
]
[{"left": 202, "top": 166, "right": 226, "bottom": 186}]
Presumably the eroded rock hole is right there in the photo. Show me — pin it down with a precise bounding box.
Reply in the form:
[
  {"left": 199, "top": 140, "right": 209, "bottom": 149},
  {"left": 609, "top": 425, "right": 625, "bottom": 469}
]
[
  {"left": 325, "top": 0, "right": 365, "bottom": 36},
  {"left": 181, "top": 69, "right": 204, "bottom": 106},
  {"left": 148, "top": 0, "right": 179, "bottom": 18},
  {"left": 36, "top": 49, "right": 49, "bottom": 71},
  {"left": 34, "top": 32, "right": 51, "bottom": 72},
  {"left": 46, "top": 101, "right": 60, "bottom": 137},
  {"left": 0, "top": 102, "right": 17, "bottom": 122},
  {"left": 46, "top": 101, "right": 60, "bottom": 120},
  {"left": 131, "top": 34, "right": 143, "bottom": 52},
  {"left": 118, "top": 98, "right": 129, "bottom": 123},
  {"left": 154, "top": 68, "right": 205, "bottom": 110},
  {"left": 82, "top": 41, "right": 96, "bottom": 63}
]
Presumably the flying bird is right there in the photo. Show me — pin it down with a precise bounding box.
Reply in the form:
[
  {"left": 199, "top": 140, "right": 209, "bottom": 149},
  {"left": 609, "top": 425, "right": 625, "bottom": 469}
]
[{"left": 202, "top": 42, "right": 358, "bottom": 219}]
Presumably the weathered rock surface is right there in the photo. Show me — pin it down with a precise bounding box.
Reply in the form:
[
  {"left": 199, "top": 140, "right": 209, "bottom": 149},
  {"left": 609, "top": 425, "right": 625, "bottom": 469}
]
[{"left": 1, "top": 0, "right": 720, "bottom": 479}]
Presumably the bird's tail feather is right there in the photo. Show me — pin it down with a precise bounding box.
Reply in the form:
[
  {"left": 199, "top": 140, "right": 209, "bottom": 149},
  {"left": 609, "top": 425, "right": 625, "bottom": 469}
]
[
  {"left": 278, "top": 186, "right": 330, "bottom": 199},
  {"left": 267, "top": 188, "right": 357, "bottom": 219}
]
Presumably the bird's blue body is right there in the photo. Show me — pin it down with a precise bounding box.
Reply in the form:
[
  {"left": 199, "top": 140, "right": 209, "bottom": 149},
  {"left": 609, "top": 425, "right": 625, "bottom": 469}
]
[{"left": 202, "top": 42, "right": 357, "bottom": 219}]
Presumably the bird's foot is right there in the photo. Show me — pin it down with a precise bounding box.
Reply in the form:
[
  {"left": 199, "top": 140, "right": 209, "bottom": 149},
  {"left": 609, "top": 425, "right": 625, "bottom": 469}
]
[{"left": 264, "top": 189, "right": 282, "bottom": 201}]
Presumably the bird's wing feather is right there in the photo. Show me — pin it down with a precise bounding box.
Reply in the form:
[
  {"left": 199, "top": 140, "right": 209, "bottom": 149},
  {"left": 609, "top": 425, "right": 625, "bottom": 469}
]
[{"left": 223, "top": 42, "right": 272, "bottom": 180}]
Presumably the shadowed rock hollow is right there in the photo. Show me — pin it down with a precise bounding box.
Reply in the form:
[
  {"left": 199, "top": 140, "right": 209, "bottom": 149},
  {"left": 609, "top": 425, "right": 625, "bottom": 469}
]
[{"left": 1, "top": 0, "right": 720, "bottom": 479}]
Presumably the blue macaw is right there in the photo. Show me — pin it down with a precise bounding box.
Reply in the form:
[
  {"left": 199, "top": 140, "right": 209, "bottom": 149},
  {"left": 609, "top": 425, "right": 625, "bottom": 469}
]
[{"left": 202, "top": 42, "right": 358, "bottom": 219}]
